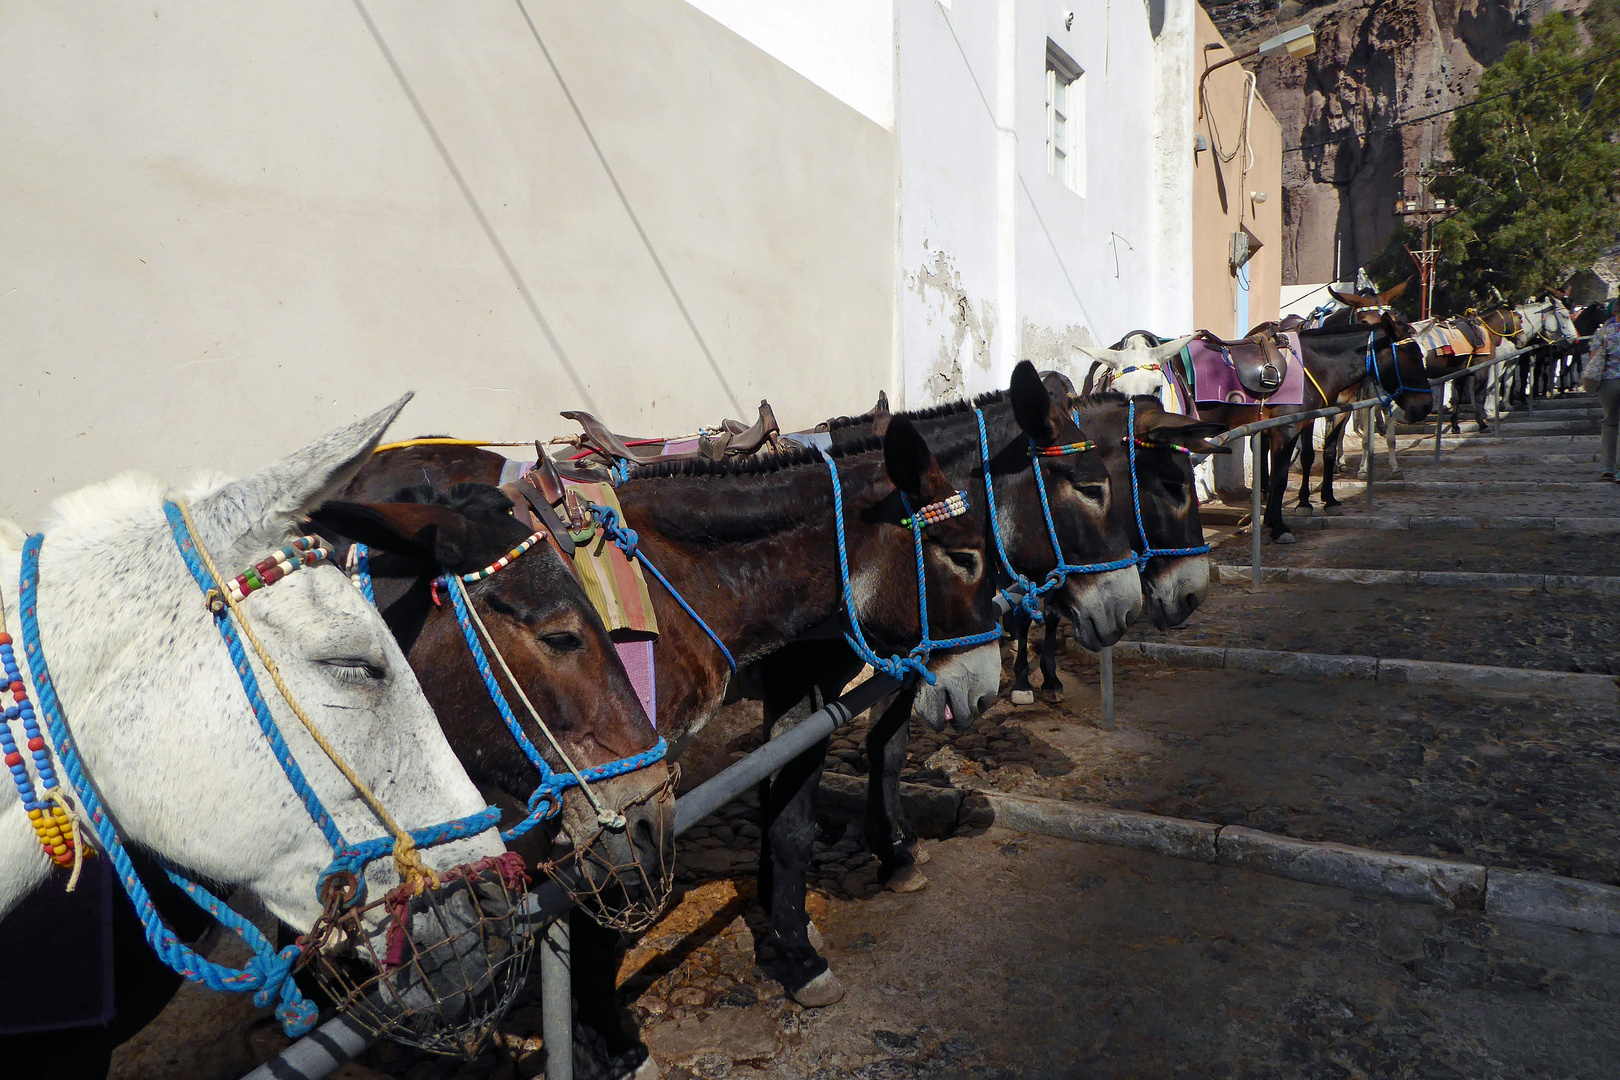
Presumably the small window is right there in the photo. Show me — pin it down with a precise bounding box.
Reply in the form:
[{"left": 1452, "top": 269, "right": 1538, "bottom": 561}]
[{"left": 1046, "top": 41, "right": 1084, "bottom": 196}]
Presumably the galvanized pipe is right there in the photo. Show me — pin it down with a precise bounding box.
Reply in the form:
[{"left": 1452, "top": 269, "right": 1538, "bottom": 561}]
[
  {"left": 541, "top": 918, "right": 573, "bottom": 1080},
  {"left": 1363, "top": 407, "right": 1375, "bottom": 510},
  {"left": 1250, "top": 431, "right": 1262, "bottom": 587},
  {"left": 1099, "top": 646, "right": 1114, "bottom": 729}
]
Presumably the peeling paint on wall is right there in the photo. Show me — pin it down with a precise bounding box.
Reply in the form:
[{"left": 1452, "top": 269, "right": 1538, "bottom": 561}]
[
  {"left": 1020, "top": 320, "right": 1097, "bottom": 368},
  {"left": 909, "top": 250, "right": 997, "bottom": 401}
]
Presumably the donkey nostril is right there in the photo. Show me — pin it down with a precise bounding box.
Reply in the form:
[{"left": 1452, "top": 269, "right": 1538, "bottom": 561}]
[
  {"left": 976, "top": 692, "right": 998, "bottom": 716},
  {"left": 1185, "top": 591, "right": 1201, "bottom": 613}
]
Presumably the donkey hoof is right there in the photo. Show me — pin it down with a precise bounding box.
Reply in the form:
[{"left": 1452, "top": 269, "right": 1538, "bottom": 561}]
[
  {"left": 1009, "top": 689, "right": 1035, "bottom": 705},
  {"left": 790, "top": 969, "right": 846, "bottom": 1008},
  {"left": 806, "top": 920, "right": 823, "bottom": 952},
  {"left": 1324, "top": 504, "right": 1344, "bottom": 517},
  {"left": 905, "top": 841, "right": 932, "bottom": 865},
  {"left": 1275, "top": 532, "right": 1297, "bottom": 545},
  {"left": 1388, "top": 470, "right": 1404, "bottom": 480},
  {"left": 1294, "top": 504, "right": 1314, "bottom": 517},
  {"left": 632, "top": 1059, "right": 664, "bottom": 1080},
  {"left": 1038, "top": 687, "right": 1065, "bottom": 704},
  {"left": 885, "top": 864, "right": 930, "bottom": 893}
]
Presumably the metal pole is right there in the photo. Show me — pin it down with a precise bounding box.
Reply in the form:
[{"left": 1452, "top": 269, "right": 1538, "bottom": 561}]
[
  {"left": 1250, "top": 431, "right": 1262, "bottom": 587},
  {"left": 1099, "top": 645, "right": 1114, "bottom": 730},
  {"left": 542, "top": 918, "right": 573, "bottom": 1080},
  {"left": 1434, "top": 384, "right": 1443, "bottom": 463},
  {"left": 1363, "top": 407, "right": 1376, "bottom": 509}
]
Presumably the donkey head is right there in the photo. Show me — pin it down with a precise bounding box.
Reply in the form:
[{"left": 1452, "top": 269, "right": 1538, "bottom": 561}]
[
  {"left": 312, "top": 484, "right": 675, "bottom": 927},
  {"left": 999, "top": 362, "right": 1142, "bottom": 650},
  {"left": 849, "top": 418, "right": 1002, "bottom": 727},
  {"left": 1071, "top": 393, "right": 1226, "bottom": 630},
  {"left": 1, "top": 397, "right": 508, "bottom": 968}
]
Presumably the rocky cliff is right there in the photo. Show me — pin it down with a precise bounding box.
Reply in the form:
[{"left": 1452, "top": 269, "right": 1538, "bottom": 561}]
[{"left": 1206, "top": 0, "right": 1586, "bottom": 285}]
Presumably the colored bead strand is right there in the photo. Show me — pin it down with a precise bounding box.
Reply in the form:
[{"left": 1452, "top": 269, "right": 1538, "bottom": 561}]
[
  {"left": 0, "top": 632, "right": 77, "bottom": 866},
  {"left": 899, "top": 490, "right": 970, "bottom": 530},
  {"left": 460, "top": 531, "right": 546, "bottom": 582},
  {"left": 1132, "top": 438, "right": 1194, "bottom": 455},
  {"left": 224, "top": 536, "right": 332, "bottom": 603},
  {"left": 1034, "top": 440, "right": 1096, "bottom": 457}
]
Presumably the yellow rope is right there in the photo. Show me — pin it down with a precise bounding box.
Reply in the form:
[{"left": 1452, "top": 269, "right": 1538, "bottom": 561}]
[
  {"left": 372, "top": 438, "right": 532, "bottom": 455},
  {"left": 174, "top": 500, "right": 438, "bottom": 892}
]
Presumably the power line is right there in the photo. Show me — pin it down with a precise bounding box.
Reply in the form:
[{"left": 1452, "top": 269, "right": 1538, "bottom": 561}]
[{"left": 1283, "top": 43, "right": 1620, "bottom": 154}]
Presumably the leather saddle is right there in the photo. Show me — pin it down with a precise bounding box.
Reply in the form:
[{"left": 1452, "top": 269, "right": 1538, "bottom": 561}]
[
  {"left": 1449, "top": 317, "right": 1488, "bottom": 350},
  {"left": 560, "top": 399, "right": 781, "bottom": 468},
  {"left": 1195, "top": 330, "right": 1289, "bottom": 397}
]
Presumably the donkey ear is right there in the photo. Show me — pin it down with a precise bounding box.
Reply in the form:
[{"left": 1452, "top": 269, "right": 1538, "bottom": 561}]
[
  {"left": 1138, "top": 407, "right": 1231, "bottom": 455},
  {"left": 1009, "top": 360, "right": 1056, "bottom": 444},
  {"left": 200, "top": 394, "right": 412, "bottom": 548},
  {"left": 309, "top": 501, "right": 483, "bottom": 571},
  {"left": 1327, "top": 286, "right": 1358, "bottom": 309},
  {"left": 882, "top": 416, "right": 932, "bottom": 497},
  {"left": 1383, "top": 278, "right": 1412, "bottom": 304}
]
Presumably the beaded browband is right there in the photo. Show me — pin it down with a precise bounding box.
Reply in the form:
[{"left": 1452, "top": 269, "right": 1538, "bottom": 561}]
[
  {"left": 1131, "top": 437, "right": 1194, "bottom": 455},
  {"left": 220, "top": 535, "right": 332, "bottom": 606},
  {"left": 1034, "top": 440, "right": 1096, "bottom": 457},
  {"left": 899, "top": 490, "right": 969, "bottom": 530},
  {"left": 461, "top": 530, "right": 547, "bottom": 582}
]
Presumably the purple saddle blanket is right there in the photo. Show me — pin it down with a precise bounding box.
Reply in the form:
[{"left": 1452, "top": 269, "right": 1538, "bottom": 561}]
[{"left": 1182, "top": 332, "right": 1304, "bottom": 407}]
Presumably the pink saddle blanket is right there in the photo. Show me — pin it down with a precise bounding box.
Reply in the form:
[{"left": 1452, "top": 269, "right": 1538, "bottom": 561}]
[{"left": 1181, "top": 332, "right": 1305, "bottom": 407}]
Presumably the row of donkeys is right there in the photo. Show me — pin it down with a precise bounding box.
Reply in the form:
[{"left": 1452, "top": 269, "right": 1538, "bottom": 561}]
[
  {"left": 0, "top": 363, "right": 1222, "bottom": 1079},
  {"left": 1075, "top": 282, "right": 1590, "bottom": 548}
]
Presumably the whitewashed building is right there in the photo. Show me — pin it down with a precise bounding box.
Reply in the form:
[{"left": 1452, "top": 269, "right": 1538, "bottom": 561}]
[{"left": 1, "top": 0, "right": 1279, "bottom": 523}]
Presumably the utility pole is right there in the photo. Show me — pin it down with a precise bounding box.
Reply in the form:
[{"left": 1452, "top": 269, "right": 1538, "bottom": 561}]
[{"left": 1393, "top": 164, "right": 1452, "bottom": 319}]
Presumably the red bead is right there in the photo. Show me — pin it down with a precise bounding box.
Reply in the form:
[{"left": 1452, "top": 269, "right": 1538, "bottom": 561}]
[
  {"left": 9, "top": 681, "right": 21, "bottom": 693},
  {"left": 11, "top": 690, "right": 24, "bottom": 703},
  {"left": 4, "top": 752, "right": 21, "bottom": 767},
  {"left": 27, "top": 738, "right": 44, "bottom": 751},
  {"left": 0, "top": 632, "right": 10, "bottom": 645}
]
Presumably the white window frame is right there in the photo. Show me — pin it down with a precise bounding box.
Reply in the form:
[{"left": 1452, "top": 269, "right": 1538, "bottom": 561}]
[{"left": 1046, "top": 41, "right": 1084, "bottom": 196}]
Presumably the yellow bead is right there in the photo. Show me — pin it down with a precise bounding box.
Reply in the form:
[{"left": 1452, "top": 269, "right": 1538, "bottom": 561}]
[
  {"left": 51, "top": 844, "right": 67, "bottom": 856},
  {"left": 27, "top": 808, "right": 43, "bottom": 821}
]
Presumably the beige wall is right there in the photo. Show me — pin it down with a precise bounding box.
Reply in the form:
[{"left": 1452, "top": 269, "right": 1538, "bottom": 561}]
[
  {"left": 0, "top": 1, "right": 896, "bottom": 524},
  {"left": 1190, "top": 6, "right": 1282, "bottom": 337}
]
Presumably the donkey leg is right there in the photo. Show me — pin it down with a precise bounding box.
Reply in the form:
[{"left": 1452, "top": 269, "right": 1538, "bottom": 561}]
[
  {"left": 1008, "top": 608, "right": 1036, "bottom": 705},
  {"left": 1038, "top": 612, "right": 1066, "bottom": 703},
  {"left": 865, "top": 685, "right": 926, "bottom": 892},
  {"left": 569, "top": 908, "right": 652, "bottom": 1080},
  {"left": 1265, "top": 432, "right": 1296, "bottom": 543},
  {"left": 1294, "top": 419, "right": 1315, "bottom": 515},
  {"left": 758, "top": 738, "right": 840, "bottom": 1004},
  {"left": 1320, "top": 417, "right": 1346, "bottom": 514}
]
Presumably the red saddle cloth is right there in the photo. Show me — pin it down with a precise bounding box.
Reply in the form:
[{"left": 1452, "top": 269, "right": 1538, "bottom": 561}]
[{"left": 1181, "top": 332, "right": 1305, "bottom": 407}]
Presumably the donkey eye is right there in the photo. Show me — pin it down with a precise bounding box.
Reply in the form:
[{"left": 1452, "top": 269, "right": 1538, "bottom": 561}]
[
  {"left": 1075, "top": 483, "right": 1107, "bottom": 502},
  {"left": 945, "top": 550, "right": 980, "bottom": 575},
  {"left": 540, "top": 633, "right": 584, "bottom": 654},
  {"left": 320, "top": 658, "right": 387, "bottom": 683},
  {"left": 1162, "top": 481, "right": 1188, "bottom": 502}
]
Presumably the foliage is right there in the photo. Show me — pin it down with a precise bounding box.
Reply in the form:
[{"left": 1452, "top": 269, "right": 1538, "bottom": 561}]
[{"left": 1422, "top": 1, "right": 1620, "bottom": 305}]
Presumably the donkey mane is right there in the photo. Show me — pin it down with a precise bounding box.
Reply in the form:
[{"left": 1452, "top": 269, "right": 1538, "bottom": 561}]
[
  {"left": 624, "top": 434, "right": 886, "bottom": 480},
  {"left": 624, "top": 435, "right": 893, "bottom": 547},
  {"left": 388, "top": 481, "right": 515, "bottom": 525},
  {"left": 821, "top": 391, "right": 1007, "bottom": 433}
]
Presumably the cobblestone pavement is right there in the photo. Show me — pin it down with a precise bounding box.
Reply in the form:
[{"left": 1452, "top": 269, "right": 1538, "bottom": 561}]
[{"left": 111, "top": 393, "right": 1620, "bottom": 1079}]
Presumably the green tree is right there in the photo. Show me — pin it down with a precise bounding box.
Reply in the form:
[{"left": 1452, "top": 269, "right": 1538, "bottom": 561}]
[{"left": 1425, "top": 2, "right": 1620, "bottom": 305}]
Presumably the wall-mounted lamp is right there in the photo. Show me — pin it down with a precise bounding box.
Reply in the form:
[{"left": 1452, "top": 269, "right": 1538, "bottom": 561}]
[
  {"left": 1198, "top": 25, "right": 1317, "bottom": 117},
  {"left": 1250, "top": 191, "right": 1268, "bottom": 203},
  {"left": 1195, "top": 133, "right": 1209, "bottom": 159},
  {"left": 1064, "top": 10, "right": 1075, "bottom": 30}
]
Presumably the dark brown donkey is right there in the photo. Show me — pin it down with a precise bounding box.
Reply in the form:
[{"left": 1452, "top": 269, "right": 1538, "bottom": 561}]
[{"left": 345, "top": 422, "right": 1000, "bottom": 1021}]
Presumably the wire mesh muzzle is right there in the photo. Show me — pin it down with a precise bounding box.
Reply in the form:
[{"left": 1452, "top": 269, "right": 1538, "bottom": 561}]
[
  {"left": 295, "top": 853, "right": 534, "bottom": 1058},
  {"left": 539, "top": 766, "right": 679, "bottom": 934}
]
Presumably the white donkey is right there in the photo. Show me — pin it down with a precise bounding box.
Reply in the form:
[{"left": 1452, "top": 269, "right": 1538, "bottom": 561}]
[
  {"left": 0, "top": 396, "right": 513, "bottom": 1033},
  {"left": 1063, "top": 332, "right": 1218, "bottom": 500}
]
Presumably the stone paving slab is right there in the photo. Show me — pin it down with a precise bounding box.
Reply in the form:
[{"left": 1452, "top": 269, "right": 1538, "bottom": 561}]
[
  {"left": 1217, "top": 526, "right": 1617, "bottom": 577},
  {"left": 1211, "top": 563, "right": 1620, "bottom": 595},
  {"left": 1122, "top": 579, "right": 1616, "bottom": 674}
]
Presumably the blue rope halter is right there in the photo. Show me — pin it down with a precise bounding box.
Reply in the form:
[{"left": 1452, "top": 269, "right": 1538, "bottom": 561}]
[
  {"left": 818, "top": 448, "right": 1002, "bottom": 684},
  {"left": 1124, "top": 399, "right": 1213, "bottom": 563},
  {"left": 972, "top": 408, "right": 1136, "bottom": 620},
  {"left": 1364, "top": 330, "right": 1429, "bottom": 408},
  {"left": 584, "top": 504, "right": 738, "bottom": 672},
  {"left": 18, "top": 505, "right": 503, "bottom": 1037},
  {"left": 347, "top": 543, "right": 669, "bottom": 842}
]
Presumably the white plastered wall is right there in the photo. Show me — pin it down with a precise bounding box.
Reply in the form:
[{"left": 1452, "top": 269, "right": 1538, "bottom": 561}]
[{"left": 0, "top": 1, "right": 896, "bottom": 524}]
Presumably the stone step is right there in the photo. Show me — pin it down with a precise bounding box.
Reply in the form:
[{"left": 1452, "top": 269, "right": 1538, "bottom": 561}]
[{"left": 1393, "top": 420, "right": 1599, "bottom": 436}]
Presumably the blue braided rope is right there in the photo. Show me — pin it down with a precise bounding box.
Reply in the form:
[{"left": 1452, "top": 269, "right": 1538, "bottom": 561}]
[
  {"left": 585, "top": 503, "right": 737, "bottom": 672},
  {"left": 1364, "top": 330, "right": 1429, "bottom": 407},
  {"left": 438, "top": 572, "right": 668, "bottom": 841},
  {"left": 1124, "top": 400, "right": 1212, "bottom": 562},
  {"left": 352, "top": 542, "right": 375, "bottom": 605},
  {"left": 20, "top": 533, "right": 318, "bottom": 1036},
  {"left": 973, "top": 409, "right": 1136, "bottom": 620}
]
